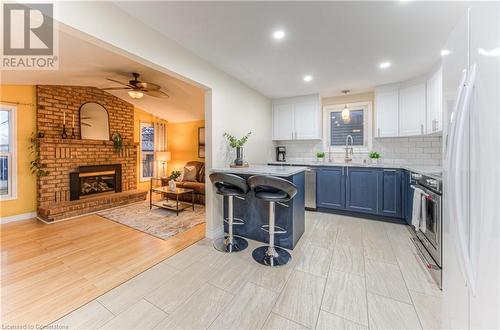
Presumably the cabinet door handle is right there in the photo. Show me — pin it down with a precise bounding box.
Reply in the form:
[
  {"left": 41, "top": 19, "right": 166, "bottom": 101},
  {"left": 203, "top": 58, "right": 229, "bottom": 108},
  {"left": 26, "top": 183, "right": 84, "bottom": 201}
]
[
  {"left": 383, "top": 169, "right": 397, "bottom": 172},
  {"left": 346, "top": 167, "right": 349, "bottom": 176}
]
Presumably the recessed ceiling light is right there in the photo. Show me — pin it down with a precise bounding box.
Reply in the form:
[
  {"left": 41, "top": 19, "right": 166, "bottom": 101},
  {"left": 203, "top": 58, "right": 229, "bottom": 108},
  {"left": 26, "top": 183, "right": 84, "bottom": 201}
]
[
  {"left": 440, "top": 49, "right": 451, "bottom": 56},
  {"left": 273, "top": 30, "right": 285, "bottom": 40},
  {"left": 379, "top": 61, "right": 392, "bottom": 69},
  {"left": 303, "top": 75, "right": 313, "bottom": 82}
]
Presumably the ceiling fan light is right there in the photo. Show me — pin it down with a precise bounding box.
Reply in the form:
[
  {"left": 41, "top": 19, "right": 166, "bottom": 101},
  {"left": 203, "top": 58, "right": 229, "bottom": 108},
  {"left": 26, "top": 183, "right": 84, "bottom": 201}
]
[{"left": 128, "top": 90, "right": 144, "bottom": 99}]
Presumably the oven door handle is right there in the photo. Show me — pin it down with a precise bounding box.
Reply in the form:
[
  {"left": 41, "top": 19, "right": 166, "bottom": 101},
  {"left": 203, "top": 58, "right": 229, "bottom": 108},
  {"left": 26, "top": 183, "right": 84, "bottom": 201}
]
[{"left": 410, "top": 185, "right": 430, "bottom": 198}]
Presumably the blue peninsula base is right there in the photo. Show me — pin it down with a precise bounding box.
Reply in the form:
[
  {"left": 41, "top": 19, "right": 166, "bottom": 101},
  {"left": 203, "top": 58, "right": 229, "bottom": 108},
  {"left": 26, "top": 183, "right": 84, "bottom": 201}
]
[{"left": 222, "top": 171, "right": 305, "bottom": 250}]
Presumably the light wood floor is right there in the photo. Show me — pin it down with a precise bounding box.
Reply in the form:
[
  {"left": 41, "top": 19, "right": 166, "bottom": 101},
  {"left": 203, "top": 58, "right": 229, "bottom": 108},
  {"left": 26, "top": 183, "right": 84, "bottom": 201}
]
[
  {"left": 54, "top": 212, "right": 442, "bottom": 330},
  {"left": 0, "top": 214, "right": 205, "bottom": 327}
]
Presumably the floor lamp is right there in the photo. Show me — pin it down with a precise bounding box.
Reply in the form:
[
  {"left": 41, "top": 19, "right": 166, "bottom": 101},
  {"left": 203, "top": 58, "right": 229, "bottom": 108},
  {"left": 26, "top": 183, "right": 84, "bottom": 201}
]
[{"left": 155, "top": 151, "right": 171, "bottom": 178}]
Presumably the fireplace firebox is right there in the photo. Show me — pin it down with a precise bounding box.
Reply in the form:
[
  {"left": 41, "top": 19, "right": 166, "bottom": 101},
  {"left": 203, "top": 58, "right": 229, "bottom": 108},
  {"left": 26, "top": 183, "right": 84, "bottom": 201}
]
[{"left": 70, "top": 164, "right": 122, "bottom": 201}]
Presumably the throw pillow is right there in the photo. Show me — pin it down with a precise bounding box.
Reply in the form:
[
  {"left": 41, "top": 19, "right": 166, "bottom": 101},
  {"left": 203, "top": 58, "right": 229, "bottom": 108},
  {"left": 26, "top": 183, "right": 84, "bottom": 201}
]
[{"left": 183, "top": 165, "right": 197, "bottom": 182}]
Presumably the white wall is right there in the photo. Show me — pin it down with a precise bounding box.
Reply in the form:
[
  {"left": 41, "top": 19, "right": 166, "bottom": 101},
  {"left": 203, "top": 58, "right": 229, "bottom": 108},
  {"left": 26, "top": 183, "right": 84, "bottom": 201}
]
[{"left": 53, "top": 2, "right": 273, "bottom": 238}]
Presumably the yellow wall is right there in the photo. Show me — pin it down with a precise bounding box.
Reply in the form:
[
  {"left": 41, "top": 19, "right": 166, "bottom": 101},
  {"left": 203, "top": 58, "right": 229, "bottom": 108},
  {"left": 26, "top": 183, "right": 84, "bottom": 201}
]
[
  {"left": 167, "top": 120, "right": 205, "bottom": 174},
  {"left": 0, "top": 85, "right": 37, "bottom": 218}
]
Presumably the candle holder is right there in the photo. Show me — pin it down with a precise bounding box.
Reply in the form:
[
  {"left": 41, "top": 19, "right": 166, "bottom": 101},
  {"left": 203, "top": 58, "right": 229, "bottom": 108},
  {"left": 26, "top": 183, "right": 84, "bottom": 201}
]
[
  {"left": 61, "top": 124, "right": 68, "bottom": 139},
  {"left": 71, "top": 127, "right": 76, "bottom": 139}
]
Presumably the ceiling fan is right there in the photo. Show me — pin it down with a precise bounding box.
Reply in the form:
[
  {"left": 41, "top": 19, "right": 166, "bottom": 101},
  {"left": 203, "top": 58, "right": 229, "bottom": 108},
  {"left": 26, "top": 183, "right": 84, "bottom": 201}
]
[{"left": 102, "top": 72, "right": 169, "bottom": 99}]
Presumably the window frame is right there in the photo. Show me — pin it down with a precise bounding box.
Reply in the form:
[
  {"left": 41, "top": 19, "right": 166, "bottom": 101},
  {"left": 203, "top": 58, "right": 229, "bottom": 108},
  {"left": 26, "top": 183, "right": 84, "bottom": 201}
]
[
  {"left": 323, "top": 101, "right": 373, "bottom": 153},
  {"left": 139, "top": 121, "right": 154, "bottom": 182},
  {"left": 0, "top": 104, "right": 17, "bottom": 201}
]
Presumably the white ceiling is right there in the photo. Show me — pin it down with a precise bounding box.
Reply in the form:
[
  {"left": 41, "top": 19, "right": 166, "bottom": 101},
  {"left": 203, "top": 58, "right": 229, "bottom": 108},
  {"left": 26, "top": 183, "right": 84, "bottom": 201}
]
[
  {"left": 115, "top": 1, "right": 470, "bottom": 98},
  {"left": 2, "top": 30, "right": 205, "bottom": 122}
]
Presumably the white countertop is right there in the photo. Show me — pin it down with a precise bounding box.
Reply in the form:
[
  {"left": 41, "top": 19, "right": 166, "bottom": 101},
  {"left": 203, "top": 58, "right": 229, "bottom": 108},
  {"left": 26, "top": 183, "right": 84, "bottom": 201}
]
[
  {"left": 267, "top": 161, "right": 442, "bottom": 177},
  {"left": 210, "top": 165, "right": 308, "bottom": 177}
]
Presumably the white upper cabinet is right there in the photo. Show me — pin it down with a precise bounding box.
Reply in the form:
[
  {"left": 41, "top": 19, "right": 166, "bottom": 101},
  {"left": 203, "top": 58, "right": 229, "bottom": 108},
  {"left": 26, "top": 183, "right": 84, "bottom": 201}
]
[
  {"left": 374, "top": 66, "right": 444, "bottom": 138},
  {"left": 374, "top": 86, "right": 399, "bottom": 137},
  {"left": 399, "top": 83, "right": 427, "bottom": 136},
  {"left": 272, "top": 94, "right": 321, "bottom": 141},
  {"left": 272, "top": 103, "right": 294, "bottom": 140},
  {"left": 426, "top": 66, "right": 443, "bottom": 133}
]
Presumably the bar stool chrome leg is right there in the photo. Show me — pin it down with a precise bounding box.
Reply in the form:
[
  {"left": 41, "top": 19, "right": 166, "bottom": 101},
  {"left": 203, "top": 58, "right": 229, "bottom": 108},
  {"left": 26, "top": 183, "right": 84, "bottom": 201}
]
[
  {"left": 252, "top": 201, "right": 292, "bottom": 266},
  {"left": 213, "top": 195, "right": 248, "bottom": 253}
]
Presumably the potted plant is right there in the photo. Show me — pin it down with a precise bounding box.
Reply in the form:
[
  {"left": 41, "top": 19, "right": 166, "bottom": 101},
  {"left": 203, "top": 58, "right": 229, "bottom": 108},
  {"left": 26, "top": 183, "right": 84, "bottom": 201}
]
[
  {"left": 223, "top": 131, "right": 252, "bottom": 166},
  {"left": 168, "top": 170, "right": 181, "bottom": 191},
  {"left": 111, "top": 132, "right": 123, "bottom": 153},
  {"left": 29, "top": 132, "right": 49, "bottom": 177},
  {"left": 369, "top": 151, "right": 381, "bottom": 164},
  {"left": 316, "top": 151, "right": 326, "bottom": 162}
]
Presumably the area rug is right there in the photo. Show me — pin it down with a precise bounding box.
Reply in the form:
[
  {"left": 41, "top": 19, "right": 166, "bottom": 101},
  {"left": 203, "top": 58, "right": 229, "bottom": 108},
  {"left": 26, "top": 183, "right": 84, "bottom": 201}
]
[{"left": 97, "top": 200, "right": 205, "bottom": 240}]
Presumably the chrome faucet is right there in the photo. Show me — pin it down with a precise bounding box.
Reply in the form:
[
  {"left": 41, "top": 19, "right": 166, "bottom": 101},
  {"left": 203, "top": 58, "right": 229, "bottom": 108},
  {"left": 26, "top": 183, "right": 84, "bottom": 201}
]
[{"left": 345, "top": 135, "right": 354, "bottom": 163}]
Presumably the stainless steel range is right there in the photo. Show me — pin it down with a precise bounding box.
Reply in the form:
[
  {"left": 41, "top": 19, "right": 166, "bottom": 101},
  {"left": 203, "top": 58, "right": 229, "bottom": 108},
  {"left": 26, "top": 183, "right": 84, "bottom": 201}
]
[{"left": 410, "top": 171, "right": 442, "bottom": 288}]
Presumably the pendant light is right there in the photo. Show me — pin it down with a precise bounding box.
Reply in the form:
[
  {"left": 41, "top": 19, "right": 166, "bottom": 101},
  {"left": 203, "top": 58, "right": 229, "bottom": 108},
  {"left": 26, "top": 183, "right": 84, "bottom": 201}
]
[{"left": 341, "top": 90, "right": 351, "bottom": 123}]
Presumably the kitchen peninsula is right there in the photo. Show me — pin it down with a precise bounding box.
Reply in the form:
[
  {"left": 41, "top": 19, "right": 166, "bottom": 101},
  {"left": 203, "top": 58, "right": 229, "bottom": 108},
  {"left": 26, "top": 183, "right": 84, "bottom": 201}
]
[{"left": 210, "top": 165, "right": 307, "bottom": 249}]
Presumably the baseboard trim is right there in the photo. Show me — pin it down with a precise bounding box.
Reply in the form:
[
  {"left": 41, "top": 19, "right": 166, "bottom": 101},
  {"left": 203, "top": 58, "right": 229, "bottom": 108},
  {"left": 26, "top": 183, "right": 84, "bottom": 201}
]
[
  {"left": 1, "top": 212, "right": 37, "bottom": 224},
  {"left": 205, "top": 224, "right": 224, "bottom": 239}
]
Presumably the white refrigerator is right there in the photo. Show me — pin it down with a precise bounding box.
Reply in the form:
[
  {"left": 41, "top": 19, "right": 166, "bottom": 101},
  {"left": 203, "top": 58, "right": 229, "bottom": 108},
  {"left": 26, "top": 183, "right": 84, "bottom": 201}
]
[{"left": 442, "top": 2, "right": 500, "bottom": 329}]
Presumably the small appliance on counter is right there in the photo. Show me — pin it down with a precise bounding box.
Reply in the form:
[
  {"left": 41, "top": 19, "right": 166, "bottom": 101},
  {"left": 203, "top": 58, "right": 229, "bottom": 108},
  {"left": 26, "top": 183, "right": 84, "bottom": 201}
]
[{"left": 276, "top": 146, "right": 286, "bottom": 162}]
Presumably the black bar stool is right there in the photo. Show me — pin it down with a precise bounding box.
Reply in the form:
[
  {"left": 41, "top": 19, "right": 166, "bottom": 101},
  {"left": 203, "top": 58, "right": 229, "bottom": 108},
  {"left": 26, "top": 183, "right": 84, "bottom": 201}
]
[
  {"left": 209, "top": 172, "right": 249, "bottom": 253},
  {"left": 248, "top": 175, "right": 298, "bottom": 267}
]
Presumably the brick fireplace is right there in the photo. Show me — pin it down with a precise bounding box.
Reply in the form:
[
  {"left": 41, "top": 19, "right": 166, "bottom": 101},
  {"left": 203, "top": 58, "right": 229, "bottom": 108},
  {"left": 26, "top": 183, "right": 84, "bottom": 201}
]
[{"left": 36, "top": 86, "right": 146, "bottom": 222}]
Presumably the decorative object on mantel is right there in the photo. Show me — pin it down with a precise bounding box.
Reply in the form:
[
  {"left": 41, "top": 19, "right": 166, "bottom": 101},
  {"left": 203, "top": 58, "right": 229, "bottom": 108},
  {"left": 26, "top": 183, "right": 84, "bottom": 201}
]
[
  {"left": 369, "top": 151, "right": 381, "bottom": 164},
  {"left": 70, "top": 114, "right": 76, "bottom": 139},
  {"left": 224, "top": 131, "right": 252, "bottom": 167},
  {"left": 168, "top": 170, "right": 181, "bottom": 191},
  {"left": 316, "top": 151, "right": 326, "bottom": 162},
  {"left": 80, "top": 102, "right": 110, "bottom": 140},
  {"left": 111, "top": 132, "right": 123, "bottom": 152},
  {"left": 29, "top": 132, "right": 49, "bottom": 177},
  {"left": 61, "top": 111, "right": 68, "bottom": 139}
]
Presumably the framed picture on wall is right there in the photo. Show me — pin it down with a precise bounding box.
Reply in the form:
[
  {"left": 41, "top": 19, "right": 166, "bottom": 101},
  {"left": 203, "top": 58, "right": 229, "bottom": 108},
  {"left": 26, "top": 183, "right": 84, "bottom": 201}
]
[{"left": 198, "top": 127, "right": 205, "bottom": 158}]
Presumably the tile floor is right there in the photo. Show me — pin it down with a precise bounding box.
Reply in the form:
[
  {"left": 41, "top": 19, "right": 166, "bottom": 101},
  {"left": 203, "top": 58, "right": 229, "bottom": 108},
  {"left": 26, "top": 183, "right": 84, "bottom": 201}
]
[{"left": 51, "top": 212, "right": 442, "bottom": 329}]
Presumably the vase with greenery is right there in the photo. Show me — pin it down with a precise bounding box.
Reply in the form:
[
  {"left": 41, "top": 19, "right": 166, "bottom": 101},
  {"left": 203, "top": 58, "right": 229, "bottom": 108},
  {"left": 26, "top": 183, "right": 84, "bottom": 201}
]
[
  {"left": 316, "top": 151, "right": 326, "bottom": 162},
  {"left": 29, "top": 132, "right": 49, "bottom": 177},
  {"left": 223, "top": 131, "right": 252, "bottom": 166},
  {"left": 168, "top": 170, "right": 181, "bottom": 191},
  {"left": 369, "top": 151, "right": 381, "bottom": 164}
]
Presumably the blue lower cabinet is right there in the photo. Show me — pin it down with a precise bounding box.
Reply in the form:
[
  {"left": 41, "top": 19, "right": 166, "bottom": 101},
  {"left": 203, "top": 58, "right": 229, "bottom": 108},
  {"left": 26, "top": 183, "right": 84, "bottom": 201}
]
[
  {"left": 317, "top": 167, "right": 345, "bottom": 209},
  {"left": 377, "top": 169, "right": 403, "bottom": 218},
  {"left": 316, "top": 166, "right": 404, "bottom": 221},
  {"left": 345, "top": 167, "right": 379, "bottom": 214}
]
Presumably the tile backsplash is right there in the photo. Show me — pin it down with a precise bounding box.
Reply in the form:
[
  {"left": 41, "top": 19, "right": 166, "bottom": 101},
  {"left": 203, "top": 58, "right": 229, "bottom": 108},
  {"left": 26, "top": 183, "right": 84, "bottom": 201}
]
[{"left": 274, "top": 136, "right": 442, "bottom": 166}]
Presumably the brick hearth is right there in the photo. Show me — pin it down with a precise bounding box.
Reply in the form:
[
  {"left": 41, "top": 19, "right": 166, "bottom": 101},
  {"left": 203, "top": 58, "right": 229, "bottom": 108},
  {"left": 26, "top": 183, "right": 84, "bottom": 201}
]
[{"left": 36, "top": 85, "right": 143, "bottom": 221}]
